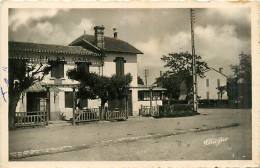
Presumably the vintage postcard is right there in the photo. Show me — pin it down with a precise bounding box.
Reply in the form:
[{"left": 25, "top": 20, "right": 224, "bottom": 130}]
[{"left": 0, "top": 1, "right": 259, "bottom": 168}]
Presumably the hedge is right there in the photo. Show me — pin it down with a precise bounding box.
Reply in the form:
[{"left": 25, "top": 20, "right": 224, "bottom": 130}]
[{"left": 157, "top": 104, "right": 199, "bottom": 118}]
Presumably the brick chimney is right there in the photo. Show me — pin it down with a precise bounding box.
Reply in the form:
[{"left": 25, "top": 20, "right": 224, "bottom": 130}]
[
  {"left": 219, "top": 67, "right": 223, "bottom": 73},
  {"left": 94, "top": 25, "right": 105, "bottom": 49}
]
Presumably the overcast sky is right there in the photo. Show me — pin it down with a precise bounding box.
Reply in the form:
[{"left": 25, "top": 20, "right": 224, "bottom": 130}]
[{"left": 9, "top": 8, "right": 251, "bottom": 85}]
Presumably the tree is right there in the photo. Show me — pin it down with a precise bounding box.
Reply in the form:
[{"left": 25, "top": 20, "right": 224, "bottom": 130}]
[
  {"left": 67, "top": 67, "right": 132, "bottom": 119},
  {"left": 228, "top": 52, "right": 251, "bottom": 108},
  {"left": 155, "top": 74, "right": 181, "bottom": 101},
  {"left": 216, "top": 85, "right": 227, "bottom": 100},
  {"left": 8, "top": 59, "right": 52, "bottom": 130},
  {"left": 156, "top": 52, "right": 208, "bottom": 101},
  {"left": 137, "top": 76, "right": 144, "bottom": 85}
]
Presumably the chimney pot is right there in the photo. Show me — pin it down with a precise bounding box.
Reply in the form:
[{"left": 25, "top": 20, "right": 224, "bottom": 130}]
[
  {"left": 219, "top": 68, "right": 223, "bottom": 73},
  {"left": 113, "top": 28, "right": 118, "bottom": 39}
]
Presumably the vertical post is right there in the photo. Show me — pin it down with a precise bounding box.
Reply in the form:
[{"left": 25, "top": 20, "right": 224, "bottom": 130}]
[
  {"left": 46, "top": 87, "right": 50, "bottom": 125},
  {"left": 190, "top": 8, "right": 198, "bottom": 112},
  {"left": 149, "top": 87, "right": 153, "bottom": 115},
  {"left": 72, "top": 87, "right": 76, "bottom": 125}
]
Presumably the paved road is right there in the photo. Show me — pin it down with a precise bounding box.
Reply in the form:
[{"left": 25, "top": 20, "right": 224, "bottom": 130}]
[{"left": 9, "top": 108, "right": 251, "bottom": 161}]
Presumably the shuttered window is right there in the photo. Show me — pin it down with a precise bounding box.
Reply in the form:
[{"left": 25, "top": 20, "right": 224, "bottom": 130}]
[
  {"left": 115, "top": 57, "right": 125, "bottom": 77},
  {"left": 206, "top": 79, "right": 209, "bottom": 87},
  {"left": 51, "top": 61, "right": 64, "bottom": 78},
  {"left": 217, "top": 79, "right": 220, "bottom": 87},
  {"left": 76, "top": 62, "right": 90, "bottom": 73}
]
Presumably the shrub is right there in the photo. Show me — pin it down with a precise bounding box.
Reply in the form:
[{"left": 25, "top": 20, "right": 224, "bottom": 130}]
[
  {"left": 158, "top": 104, "right": 199, "bottom": 118},
  {"left": 198, "top": 99, "right": 232, "bottom": 108}
]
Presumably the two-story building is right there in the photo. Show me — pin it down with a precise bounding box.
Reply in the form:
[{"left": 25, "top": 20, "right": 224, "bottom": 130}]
[
  {"left": 10, "top": 26, "right": 143, "bottom": 121},
  {"left": 197, "top": 67, "right": 228, "bottom": 100}
]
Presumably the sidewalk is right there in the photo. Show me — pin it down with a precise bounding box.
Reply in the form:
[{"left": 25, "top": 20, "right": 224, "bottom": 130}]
[{"left": 9, "top": 108, "right": 251, "bottom": 160}]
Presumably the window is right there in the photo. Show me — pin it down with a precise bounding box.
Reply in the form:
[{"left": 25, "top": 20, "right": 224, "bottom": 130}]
[
  {"left": 138, "top": 91, "right": 144, "bottom": 101},
  {"left": 76, "top": 62, "right": 90, "bottom": 73},
  {"left": 65, "top": 92, "right": 73, "bottom": 108},
  {"left": 206, "top": 92, "right": 209, "bottom": 100},
  {"left": 206, "top": 79, "right": 209, "bottom": 87},
  {"left": 144, "top": 91, "right": 151, "bottom": 101},
  {"left": 152, "top": 91, "right": 161, "bottom": 100},
  {"left": 217, "top": 79, "right": 220, "bottom": 87},
  {"left": 51, "top": 61, "right": 64, "bottom": 78},
  {"left": 115, "top": 57, "right": 125, "bottom": 77},
  {"left": 138, "top": 91, "right": 151, "bottom": 101}
]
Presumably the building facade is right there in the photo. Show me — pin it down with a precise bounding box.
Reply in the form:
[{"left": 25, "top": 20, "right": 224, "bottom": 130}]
[
  {"left": 10, "top": 26, "right": 143, "bottom": 121},
  {"left": 197, "top": 68, "right": 228, "bottom": 100}
]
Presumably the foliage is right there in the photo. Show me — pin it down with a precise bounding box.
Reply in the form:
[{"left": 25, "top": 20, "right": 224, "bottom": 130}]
[
  {"left": 155, "top": 52, "right": 208, "bottom": 101},
  {"left": 67, "top": 67, "right": 133, "bottom": 118},
  {"left": 155, "top": 74, "right": 181, "bottom": 100},
  {"left": 8, "top": 59, "right": 52, "bottom": 130},
  {"left": 157, "top": 104, "right": 198, "bottom": 118},
  {"left": 227, "top": 52, "right": 251, "bottom": 108},
  {"left": 216, "top": 85, "right": 227, "bottom": 100},
  {"left": 137, "top": 76, "right": 144, "bottom": 85}
]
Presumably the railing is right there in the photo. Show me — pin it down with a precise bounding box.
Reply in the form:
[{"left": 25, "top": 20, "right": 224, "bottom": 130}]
[
  {"left": 140, "top": 105, "right": 159, "bottom": 116},
  {"left": 106, "top": 108, "right": 127, "bottom": 121},
  {"left": 74, "top": 108, "right": 100, "bottom": 123},
  {"left": 15, "top": 111, "right": 48, "bottom": 127}
]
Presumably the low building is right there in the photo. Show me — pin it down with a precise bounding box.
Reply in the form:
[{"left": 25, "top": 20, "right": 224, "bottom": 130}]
[
  {"left": 10, "top": 25, "right": 143, "bottom": 121},
  {"left": 131, "top": 84, "right": 166, "bottom": 113}
]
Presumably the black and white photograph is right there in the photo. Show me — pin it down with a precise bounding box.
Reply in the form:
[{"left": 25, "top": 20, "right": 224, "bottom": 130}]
[{"left": 1, "top": 2, "right": 259, "bottom": 167}]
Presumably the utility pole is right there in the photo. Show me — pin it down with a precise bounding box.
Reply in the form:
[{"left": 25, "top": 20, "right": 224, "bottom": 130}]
[
  {"left": 190, "top": 8, "right": 198, "bottom": 112},
  {"left": 144, "top": 69, "right": 149, "bottom": 86}
]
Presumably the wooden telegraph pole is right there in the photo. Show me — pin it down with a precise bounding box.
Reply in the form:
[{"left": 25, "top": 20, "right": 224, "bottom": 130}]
[{"left": 190, "top": 8, "right": 198, "bottom": 112}]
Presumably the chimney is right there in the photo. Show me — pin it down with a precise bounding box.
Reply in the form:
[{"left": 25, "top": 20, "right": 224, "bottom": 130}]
[
  {"left": 113, "top": 28, "right": 118, "bottom": 39},
  {"left": 219, "top": 67, "right": 223, "bottom": 73},
  {"left": 94, "top": 25, "right": 105, "bottom": 49},
  {"left": 160, "top": 71, "right": 164, "bottom": 77}
]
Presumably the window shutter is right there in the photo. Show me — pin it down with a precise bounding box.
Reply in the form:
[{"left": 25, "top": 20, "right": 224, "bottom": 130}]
[
  {"left": 59, "top": 63, "right": 64, "bottom": 78},
  {"left": 115, "top": 57, "right": 124, "bottom": 77},
  {"left": 51, "top": 62, "right": 56, "bottom": 77}
]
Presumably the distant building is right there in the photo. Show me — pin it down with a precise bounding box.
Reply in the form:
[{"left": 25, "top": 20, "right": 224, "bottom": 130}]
[
  {"left": 179, "top": 67, "right": 227, "bottom": 100},
  {"left": 10, "top": 25, "right": 143, "bottom": 121},
  {"left": 197, "top": 67, "right": 228, "bottom": 100}
]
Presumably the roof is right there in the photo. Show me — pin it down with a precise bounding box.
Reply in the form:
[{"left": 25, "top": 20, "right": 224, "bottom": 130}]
[
  {"left": 9, "top": 41, "right": 99, "bottom": 56},
  {"left": 69, "top": 35, "right": 143, "bottom": 54},
  {"left": 26, "top": 82, "right": 61, "bottom": 92},
  {"left": 204, "top": 67, "right": 228, "bottom": 77},
  {"left": 131, "top": 84, "right": 167, "bottom": 91}
]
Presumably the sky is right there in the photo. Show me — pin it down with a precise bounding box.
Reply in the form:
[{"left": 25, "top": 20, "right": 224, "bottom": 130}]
[{"left": 9, "top": 8, "right": 251, "bottom": 85}]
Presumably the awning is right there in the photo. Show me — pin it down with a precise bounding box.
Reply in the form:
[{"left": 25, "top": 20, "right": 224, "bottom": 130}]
[{"left": 26, "top": 81, "right": 61, "bottom": 92}]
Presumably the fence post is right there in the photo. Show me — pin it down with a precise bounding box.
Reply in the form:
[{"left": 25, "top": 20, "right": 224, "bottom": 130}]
[
  {"left": 149, "top": 88, "right": 153, "bottom": 115},
  {"left": 46, "top": 87, "right": 50, "bottom": 126},
  {"left": 72, "top": 87, "right": 76, "bottom": 125}
]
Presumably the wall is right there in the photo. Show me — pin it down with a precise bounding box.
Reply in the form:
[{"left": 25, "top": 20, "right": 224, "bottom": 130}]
[
  {"left": 197, "top": 70, "right": 228, "bottom": 100},
  {"left": 103, "top": 52, "right": 138, "bottom": 87}
]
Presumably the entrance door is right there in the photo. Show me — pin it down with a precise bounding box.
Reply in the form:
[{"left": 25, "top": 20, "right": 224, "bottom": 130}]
[{"left": 27, "top": 92, "right": 47, "bottom": 112}]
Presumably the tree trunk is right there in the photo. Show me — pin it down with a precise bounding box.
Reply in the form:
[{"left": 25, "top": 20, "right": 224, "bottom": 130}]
[
  {"left": 100, "top": 100, "right": 106, "bottom": 120},
  {"left": 9, "top": 92, "right": 21, "bottom": 130}
]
